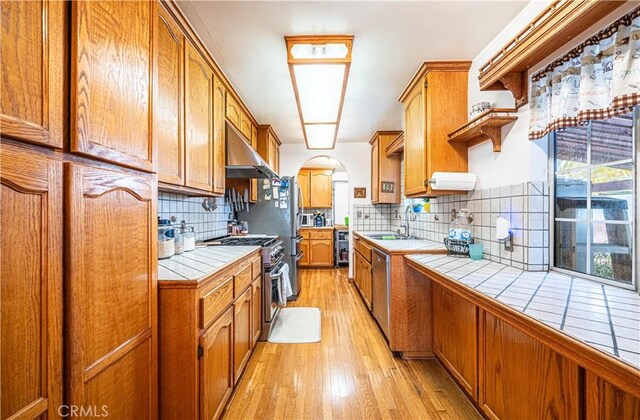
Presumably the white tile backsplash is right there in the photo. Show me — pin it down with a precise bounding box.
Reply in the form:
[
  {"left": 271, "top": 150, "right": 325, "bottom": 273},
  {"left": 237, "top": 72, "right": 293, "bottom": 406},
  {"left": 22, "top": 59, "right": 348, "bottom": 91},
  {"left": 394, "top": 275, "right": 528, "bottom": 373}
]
[{"left": 158, "top": 192, "right": 231, "bottom": 241}]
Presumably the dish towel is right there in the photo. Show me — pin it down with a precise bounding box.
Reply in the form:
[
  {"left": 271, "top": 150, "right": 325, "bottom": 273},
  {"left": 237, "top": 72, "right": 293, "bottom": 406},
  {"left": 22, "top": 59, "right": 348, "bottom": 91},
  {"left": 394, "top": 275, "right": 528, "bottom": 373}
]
[{"left": 278, "top": 263, "right": 293, "bottom": 306}]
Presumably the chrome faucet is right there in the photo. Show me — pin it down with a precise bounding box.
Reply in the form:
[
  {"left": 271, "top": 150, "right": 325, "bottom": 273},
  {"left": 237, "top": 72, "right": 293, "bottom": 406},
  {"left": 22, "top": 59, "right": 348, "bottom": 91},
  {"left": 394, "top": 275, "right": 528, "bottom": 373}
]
[{"left": 400, "top": 205, "right": 412, "bottom": 238}]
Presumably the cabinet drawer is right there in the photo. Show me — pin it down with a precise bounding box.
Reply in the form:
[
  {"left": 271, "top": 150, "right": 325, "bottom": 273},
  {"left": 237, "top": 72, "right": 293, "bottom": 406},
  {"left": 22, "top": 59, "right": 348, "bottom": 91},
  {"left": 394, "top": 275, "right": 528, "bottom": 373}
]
[
  {"left": 301, "top": 230, "right": 311, "bottom": 239},
  {"left": 234, "top": 264, "right": 252, "bottom": 296},
  {"left": 355, "top": 239, "right": 372, "bottom": 263},
  {"left": 200, "top": 276, "right": 233, "bottom": 329},
  {"left": 309, "top": 229, "right": 333, "bottom": 240},
  {"left": 251, "top": 256, "right": 261, "bottom": 280}
]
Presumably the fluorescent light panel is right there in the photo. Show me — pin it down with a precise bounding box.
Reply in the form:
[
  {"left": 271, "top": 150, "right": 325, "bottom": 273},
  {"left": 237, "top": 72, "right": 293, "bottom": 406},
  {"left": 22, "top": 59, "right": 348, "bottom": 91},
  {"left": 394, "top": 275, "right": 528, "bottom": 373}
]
[
  {"left": 293, "top": 64, "right": 345, "bottom": 123},
  {"left": 305, "top": 124, "right": 335, "bottom": 149},
  {"left": 285, "top": 35, "right": 353, "bottom": 150}
]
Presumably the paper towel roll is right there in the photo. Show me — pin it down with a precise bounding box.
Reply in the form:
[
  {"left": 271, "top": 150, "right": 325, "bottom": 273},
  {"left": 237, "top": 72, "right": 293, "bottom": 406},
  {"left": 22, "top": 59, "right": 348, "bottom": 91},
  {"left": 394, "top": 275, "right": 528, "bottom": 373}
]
[{"left": 430, "top": 172, "right": 477, "bottom": 191}]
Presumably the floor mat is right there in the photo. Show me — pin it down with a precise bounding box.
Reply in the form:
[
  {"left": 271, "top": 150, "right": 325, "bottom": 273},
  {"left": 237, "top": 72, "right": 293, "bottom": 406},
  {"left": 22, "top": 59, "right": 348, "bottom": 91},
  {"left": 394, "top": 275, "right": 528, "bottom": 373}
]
[{"left": 268, "top": 307, "right": 321, "bottom": 343}]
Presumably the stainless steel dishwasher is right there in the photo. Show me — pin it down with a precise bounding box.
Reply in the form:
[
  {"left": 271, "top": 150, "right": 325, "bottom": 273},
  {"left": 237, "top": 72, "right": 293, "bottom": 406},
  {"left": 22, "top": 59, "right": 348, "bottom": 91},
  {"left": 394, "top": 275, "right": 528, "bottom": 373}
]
[{"left": 372, "top": 248, "right": 390, "bottom": 339}]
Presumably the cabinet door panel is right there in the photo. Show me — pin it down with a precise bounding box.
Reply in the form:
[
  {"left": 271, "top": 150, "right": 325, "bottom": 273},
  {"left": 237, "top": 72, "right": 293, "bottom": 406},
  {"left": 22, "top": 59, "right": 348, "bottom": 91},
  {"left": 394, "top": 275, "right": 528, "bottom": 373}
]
[
  {"left": 233, "top": 288, "right": 252, "bottom": 383},
  {"left": 156, "top": 6, "right": 184, "bottom": 185},
  {"left": 299, "top": 239, "right": 310, "bottom": 266},
  {"left": 225, "top": 94, "right": 241, "bottom": 129},
  {"left": 298, "top": 170, "right": 310, "bottom": 209},
  {"left": 586, "top": 371, "right": 640, "bottom": 420},
  {"left": 310, "top": 170, "right": 332, "bottom": 208},
  {"left": 185, "top": 43, "right": 213, "bottom": 191},
  {"left": 0, "top": 146, "right": 62, "bottom": 419},
  {"left": 433, "top": 283, "right": 477, "bottom": 400},
  {"left": 200, "top": 307, "right": 233, "bottom": 420},
  {"left": 240, "top": 111, "right": 252, "bottom": 139},
  {"left": 71, "top": 0, "right": 156, "bottom": 172},
  {"left": 66, "top": 163, "right": 157, "bottom": 417},
  {"left": 251, "top": 278, "right": 262, "bottom": 347},
  {"left": 310, "top": 239, "right": 333, "bottom": 266},
  {"left": 212, "top": 76, "right": 226, "bottom": 194},
  {"left": 404, "top": 84, "right": 426, "bottom": 196},
  {"left": 1, "top": 0, "right": 65, "bottom": 148},
  {"left": 480, "top": 312, "right": 579, "bottom": 419}
]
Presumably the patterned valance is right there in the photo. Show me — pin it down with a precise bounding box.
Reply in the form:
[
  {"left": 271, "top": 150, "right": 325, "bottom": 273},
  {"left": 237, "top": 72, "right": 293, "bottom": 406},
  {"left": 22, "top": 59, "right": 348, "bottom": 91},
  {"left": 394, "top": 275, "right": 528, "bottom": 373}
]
[{"left": 529, "top": 7, "right": 640, "bottom": 140}]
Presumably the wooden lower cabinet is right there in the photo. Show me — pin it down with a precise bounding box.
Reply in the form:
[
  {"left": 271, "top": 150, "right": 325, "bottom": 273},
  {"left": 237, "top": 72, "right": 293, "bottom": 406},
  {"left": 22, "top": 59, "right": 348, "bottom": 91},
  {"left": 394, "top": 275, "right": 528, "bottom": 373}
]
[
  {"left": 159, "top": 251, "right": 261, "bottom": 419},
  {"left": 310, "top": 239, "right": 333, "bottom": 266},
  {"left": 233, "top": 287, "right": 252, "bottom": 383},
  {"left": 354, "top": 250, "right": 372, "bottom": 309},
  {"left": 586, "top": 371, "right": 640, "bottom": 419},
  {"left": 298, "top": 229, "right": 334, "bottom": 267},
  {"left": 0, "top": 145, "right": 63, "bottom": 419},
  {"left": 66, "top": 163, "right": 158, "bottom": 417},
  {"left": 433, "top": 283, "right": 477, "bottom": 400},
  {"left": 200, "top": 307, "right": 234, "bottom": 420},
  {"left": 251, "top": 277, "right": 262, "bottom": 347},
  {"left": 299, "top": 239, "right": 310, "bottom": 266},
  {"left": 479, "top": 312, "right": 580, "bottom": 419}
]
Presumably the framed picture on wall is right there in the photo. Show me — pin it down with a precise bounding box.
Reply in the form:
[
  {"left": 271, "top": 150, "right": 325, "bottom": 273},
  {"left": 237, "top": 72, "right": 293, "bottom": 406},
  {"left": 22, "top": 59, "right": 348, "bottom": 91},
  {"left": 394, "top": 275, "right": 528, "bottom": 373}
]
[{"left": 354, "top": 187, "right": 366, "bottom": 198}]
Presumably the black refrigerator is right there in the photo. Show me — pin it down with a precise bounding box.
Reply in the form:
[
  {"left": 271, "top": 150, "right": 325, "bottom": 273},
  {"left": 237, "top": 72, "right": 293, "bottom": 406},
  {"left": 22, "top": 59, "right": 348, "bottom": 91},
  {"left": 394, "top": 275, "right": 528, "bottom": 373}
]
[{"left": 239, "top": 176, "right": 303, "bottom": 298}]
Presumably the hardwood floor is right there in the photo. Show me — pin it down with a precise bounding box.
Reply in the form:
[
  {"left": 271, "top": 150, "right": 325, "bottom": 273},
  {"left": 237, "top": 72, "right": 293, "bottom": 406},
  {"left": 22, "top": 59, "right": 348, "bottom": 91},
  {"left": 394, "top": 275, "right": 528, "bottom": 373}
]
[{"left": 223, "top": 268, "right": 480, "bottom": 419}]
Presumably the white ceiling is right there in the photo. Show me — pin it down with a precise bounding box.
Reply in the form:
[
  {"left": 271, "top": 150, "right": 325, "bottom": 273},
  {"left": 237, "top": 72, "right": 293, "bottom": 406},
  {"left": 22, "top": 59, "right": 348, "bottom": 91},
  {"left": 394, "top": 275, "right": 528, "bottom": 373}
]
[{"left": 177, "top": 1, "right": 528, "bottom": 145}]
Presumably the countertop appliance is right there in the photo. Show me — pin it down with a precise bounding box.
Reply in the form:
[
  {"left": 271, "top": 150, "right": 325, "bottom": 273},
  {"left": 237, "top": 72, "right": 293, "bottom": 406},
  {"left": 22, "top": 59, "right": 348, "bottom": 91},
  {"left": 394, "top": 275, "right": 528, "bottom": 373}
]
[
  {"left": 372, "top": 248, "right": 391, "bottom": 340},
  {"left": 201, "top": 234, "right": 284, "bottom": 341},
  {"left": 301, "top": 213, "right": 314, "bottom": 227},
  {"left": 238, "top": 176, "right": 303, "bottom": 298}
]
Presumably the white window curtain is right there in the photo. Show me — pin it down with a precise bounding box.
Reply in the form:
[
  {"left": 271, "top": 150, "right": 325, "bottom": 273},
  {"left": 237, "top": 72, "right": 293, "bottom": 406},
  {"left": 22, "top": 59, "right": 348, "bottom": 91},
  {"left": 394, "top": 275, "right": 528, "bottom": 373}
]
[{"left": 529, "top": 8, "right": 640, "bottom": 140}]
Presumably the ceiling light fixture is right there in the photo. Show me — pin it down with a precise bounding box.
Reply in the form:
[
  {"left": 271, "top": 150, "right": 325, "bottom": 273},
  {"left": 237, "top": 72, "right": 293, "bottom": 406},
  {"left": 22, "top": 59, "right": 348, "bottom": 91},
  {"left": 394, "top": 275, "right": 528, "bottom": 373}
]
[{"left": 285, "top": 35, "right": 354, "bottom": 150}]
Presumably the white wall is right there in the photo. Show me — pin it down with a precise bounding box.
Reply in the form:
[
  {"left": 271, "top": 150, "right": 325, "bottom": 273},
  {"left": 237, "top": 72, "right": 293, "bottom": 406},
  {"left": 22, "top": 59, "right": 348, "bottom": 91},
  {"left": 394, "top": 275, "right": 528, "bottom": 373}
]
[
  {"left": 467, "top": 0, "right": 637, "bottom": 189},
  {"left": 280, "top": 142, "right": 371, "bottom": 277}
]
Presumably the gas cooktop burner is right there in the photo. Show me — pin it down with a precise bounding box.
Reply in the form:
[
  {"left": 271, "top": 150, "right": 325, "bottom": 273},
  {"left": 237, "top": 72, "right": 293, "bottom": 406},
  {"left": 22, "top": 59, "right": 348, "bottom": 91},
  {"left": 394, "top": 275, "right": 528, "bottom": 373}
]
[{"left": 211, "top": 236, "right": 278, "bottom": 247}]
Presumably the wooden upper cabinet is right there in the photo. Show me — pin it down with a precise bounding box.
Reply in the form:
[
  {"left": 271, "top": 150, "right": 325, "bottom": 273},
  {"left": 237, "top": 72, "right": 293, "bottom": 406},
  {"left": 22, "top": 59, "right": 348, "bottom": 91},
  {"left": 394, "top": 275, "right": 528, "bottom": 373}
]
[
  {"left": 65, "top": 163, "right": 157, "bottom": 417},
  {"left": 257, "top": 125, "right": 281, "bottom": 174},
  {"left": 310, "top": 169, "right": 333, "bottom": 208},
  {"left": 399, "top": 62, "right": 470, "bottom": 197},
  {"left": 251, "top": 125, "right": 258, "bottom": 150},
  {"left": 71, "top": 0, "right": 156, "bottom": 172},
  {"left": 370, "top": 131, "right": 402, "bottom": 204},
  {"left": 0, "top": 145, "right": 62, "bottom": 419},
  {"left": 297, "top": 170, "right": 311, "bottom": 209},
  {"left": 199, "top": 307, "right": 234, "bottom": 420},
  {"left": 156, "top": 5, "right": 184, "bottom": 185},
  {"left": 213, "top": 76, "right": 226, "bottom": 195},
  {"left": 225, "top": 93, "right": 241, "bottom": 129},
  {"left": 185, "top": 42, "right": 214, "bottom": 191},
  {"left": 0, "top": 0, "right": 66, "bottom": 148},
  {"left": 240, "top": 111, "right": 252, "bottom": 140}
]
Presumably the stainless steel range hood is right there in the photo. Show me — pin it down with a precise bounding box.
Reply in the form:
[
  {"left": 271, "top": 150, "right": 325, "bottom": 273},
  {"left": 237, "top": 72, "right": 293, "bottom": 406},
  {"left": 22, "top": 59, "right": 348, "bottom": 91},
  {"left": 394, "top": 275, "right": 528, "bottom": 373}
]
[{"left": 225, "top": 121, "right": 278, "bottom": 179}]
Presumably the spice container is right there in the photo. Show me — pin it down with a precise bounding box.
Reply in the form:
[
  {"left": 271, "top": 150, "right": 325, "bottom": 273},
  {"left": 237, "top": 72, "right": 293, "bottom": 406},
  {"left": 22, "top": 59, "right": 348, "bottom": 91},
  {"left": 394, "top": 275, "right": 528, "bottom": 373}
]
[
  {"left": 179, "top": 220, "right": 196, "bottom": 252},
  {"left": 174, "top": 230, "right": 184, "bottom": 255},
  {"left": 158, "top": 218, "right": 175, "bottom": 259}
]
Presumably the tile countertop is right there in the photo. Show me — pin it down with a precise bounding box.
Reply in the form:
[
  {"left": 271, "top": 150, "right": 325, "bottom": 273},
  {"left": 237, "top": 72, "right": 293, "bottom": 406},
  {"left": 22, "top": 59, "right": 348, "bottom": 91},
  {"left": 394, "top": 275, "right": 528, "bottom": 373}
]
[
  {"left": 406, "top": 254, "right": 640, "bottom": 370},
  {"left": 353, "top": 231, "right": 448, "bottom": 254},
  {"left": 157, "top": 245, "right": 260, "bottom": 284}
]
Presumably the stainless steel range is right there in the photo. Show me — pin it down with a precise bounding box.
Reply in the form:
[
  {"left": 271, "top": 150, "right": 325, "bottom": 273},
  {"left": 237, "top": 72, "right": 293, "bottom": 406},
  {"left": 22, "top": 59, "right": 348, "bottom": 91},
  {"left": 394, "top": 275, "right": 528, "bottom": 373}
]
[{"left": 203, "top": 235, "right": 286, "bottom": 341}]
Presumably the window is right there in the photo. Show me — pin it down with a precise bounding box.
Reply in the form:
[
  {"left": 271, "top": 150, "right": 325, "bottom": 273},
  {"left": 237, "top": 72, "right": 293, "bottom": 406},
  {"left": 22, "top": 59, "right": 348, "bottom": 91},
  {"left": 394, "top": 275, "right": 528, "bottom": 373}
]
[{"left": 552, "top": 111, "right": 637, "bottom": 286}]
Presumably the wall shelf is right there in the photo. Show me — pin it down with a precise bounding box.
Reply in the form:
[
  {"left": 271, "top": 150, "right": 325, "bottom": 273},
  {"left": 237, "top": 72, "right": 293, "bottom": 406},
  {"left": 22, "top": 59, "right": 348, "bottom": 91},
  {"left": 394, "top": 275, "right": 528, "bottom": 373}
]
[
  {"left": 478, "top": 0, "right": 625, "bottom": 107},
  {"left": 447, "top": 108, "right": 518, "bottom": 152}
]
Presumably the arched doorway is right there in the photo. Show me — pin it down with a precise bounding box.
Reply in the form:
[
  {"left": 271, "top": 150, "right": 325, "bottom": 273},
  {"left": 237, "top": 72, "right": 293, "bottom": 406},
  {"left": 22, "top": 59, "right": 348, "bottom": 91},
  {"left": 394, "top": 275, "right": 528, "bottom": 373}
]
[{"left": 297, "top": 156, "right": 350, "bottom": 268}]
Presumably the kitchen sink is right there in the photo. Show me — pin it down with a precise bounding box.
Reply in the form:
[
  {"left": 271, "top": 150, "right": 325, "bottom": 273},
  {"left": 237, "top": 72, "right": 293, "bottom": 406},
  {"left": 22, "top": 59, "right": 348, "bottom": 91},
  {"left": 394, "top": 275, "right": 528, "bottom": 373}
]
[{"left": 366, "top": 234, "right": 416, "bottom": 240}]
